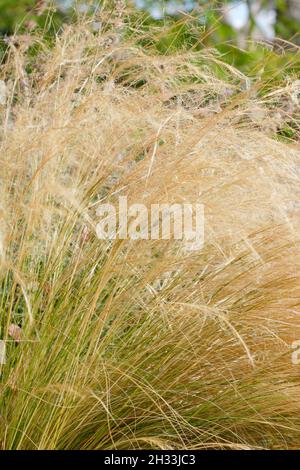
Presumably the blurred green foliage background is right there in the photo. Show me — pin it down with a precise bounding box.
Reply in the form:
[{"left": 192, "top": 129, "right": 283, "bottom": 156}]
[
  {"left": 0, "top": 1, "right": 298, "bottom": 39},
  {"left": 0, "top": 1, "right": 299, "bottom": 78},
  {"left": 0, "top": 1, "right": 65, "bottom": 34}
]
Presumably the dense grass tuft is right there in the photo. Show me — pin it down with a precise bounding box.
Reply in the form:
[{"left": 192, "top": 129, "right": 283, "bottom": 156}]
[{"left": 0, "top": 13, "right": 300, "bottom": 449}]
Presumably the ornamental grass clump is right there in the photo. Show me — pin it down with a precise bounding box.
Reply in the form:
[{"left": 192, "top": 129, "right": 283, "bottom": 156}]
[{"left": 0, "top": 12, "right": 300, "bottom": 449}]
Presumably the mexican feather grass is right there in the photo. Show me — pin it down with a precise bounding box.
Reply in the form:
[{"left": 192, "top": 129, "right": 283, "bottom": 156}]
[{"left": 0, "top": 12, "right": 300, "bottom": 449}]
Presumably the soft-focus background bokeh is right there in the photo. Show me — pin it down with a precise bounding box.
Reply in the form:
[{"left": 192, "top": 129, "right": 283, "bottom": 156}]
[
  {"left": 0, "top": 1, "right": 299, "bottom": 40},
  {"left": 136, "top": 1, "right": 299, "bottom": 41},
  {"left": 0, "top": 1, "right": 299, "bottom": 75}
]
